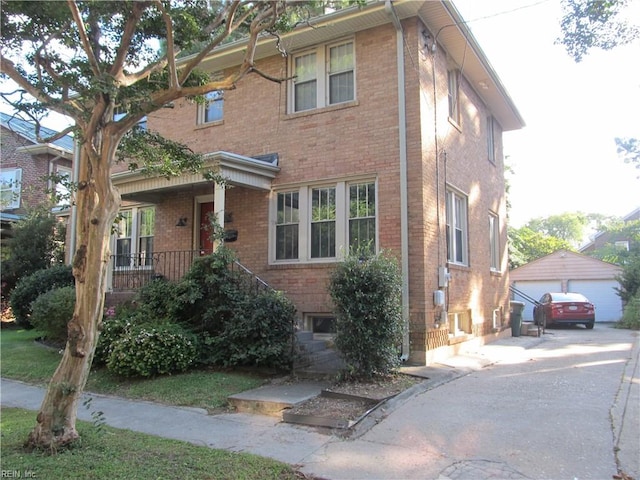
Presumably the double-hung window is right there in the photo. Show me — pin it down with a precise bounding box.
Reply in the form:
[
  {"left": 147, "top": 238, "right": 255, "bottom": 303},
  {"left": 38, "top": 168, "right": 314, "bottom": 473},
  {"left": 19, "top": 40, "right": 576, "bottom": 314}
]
[
  {"left": 0, "top": 168, "right": 22, "bottom": 209},
  {"left": 489, "top": 212, "right": 500, "bottom": 271},
  {"left": 273, "top": 180, "right": 376, "bottom": 263},
  {"left": 54, "top": 166, "right": 72, "bottom": 209},
  {"left": 446, "top": 189, "right": 468, "bottom": 265},
  {"left": 115, "top": 206, "right": 155, "bottom": 268},
  {"left": 199, "top": 90, "right": 224, "bottom": 124},
  {"left": 291, "top": 40, "right": 355, "bottom": 113}
]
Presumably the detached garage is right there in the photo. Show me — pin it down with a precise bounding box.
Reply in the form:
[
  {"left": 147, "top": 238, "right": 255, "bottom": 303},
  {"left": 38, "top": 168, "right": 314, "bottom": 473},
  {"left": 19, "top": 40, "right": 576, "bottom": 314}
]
[{"left": 510, "top": 250, "right": 623, "bottom": 322}]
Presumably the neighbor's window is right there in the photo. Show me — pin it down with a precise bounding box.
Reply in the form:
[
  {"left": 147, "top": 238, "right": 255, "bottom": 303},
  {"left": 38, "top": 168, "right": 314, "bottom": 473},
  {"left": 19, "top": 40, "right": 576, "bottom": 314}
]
[
  {"left": 489, "top": 212, "right": 500, "bottom": 271},
  {"left": 114, "top": 206, "right": 155, "bottom": 268},
  {"left": 447, "top": 70, "right": 460, "bottom": 125},
  {"left": 54, "top": 166, "right": 72, "bottom": 208},
  {"left": 272, "top": 180, "right": 377, "bottom": 263},
  {"left": 291, "top": 40, "right": 355, "bottom": 113},
  {"left": 199, "top": 90, "right": 224, "bottom": 124},
  {"left": 0, "top": 168, "right": 22, "bottom": 209},
  {"left": 446, "top": 189, "right": 468, "bottom": 265}
]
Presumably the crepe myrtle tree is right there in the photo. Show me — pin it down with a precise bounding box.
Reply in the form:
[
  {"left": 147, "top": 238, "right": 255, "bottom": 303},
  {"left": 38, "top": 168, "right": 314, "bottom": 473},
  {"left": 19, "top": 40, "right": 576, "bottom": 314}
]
[{"left": 1, "top": 0, "right": 356, "bottom": 450}]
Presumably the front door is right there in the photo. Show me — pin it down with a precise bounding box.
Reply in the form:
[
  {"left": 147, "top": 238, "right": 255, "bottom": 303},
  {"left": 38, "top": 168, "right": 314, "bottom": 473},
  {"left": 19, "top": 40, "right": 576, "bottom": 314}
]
[{"left": 199, "top": 202, "right": 214, "bottom": 254}]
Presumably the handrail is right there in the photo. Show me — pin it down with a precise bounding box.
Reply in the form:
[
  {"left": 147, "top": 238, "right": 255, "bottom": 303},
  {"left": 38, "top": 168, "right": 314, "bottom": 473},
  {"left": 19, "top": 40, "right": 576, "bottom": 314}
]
[{"left": 509, "top": 284, "right": 541, "bottom": 306}]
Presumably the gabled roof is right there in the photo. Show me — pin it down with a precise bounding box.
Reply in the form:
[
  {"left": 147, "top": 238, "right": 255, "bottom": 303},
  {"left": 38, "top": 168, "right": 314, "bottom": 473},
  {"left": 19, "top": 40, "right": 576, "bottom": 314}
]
[
  {"left": 1, "top": 111, "right": 74, "bottom": 153},
  {"left": 510, "top": 249, "right": 622, "bottom": 281},
  {"left": 186, "top": 0, "right": 524, "bottom": 132},
  {"left": 579, "top": 206, "right": 640, "bottom": 252}
]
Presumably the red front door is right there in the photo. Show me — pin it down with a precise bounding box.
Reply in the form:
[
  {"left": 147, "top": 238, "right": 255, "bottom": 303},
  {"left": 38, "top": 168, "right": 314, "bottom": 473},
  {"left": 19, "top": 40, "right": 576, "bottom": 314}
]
[{"left": 199, "top": 202, "right": 214, "bottom": 254}]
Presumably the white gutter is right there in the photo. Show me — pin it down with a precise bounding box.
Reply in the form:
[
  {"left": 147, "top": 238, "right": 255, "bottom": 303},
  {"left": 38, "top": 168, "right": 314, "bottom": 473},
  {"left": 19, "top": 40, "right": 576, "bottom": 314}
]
[
  {"left": 385, "top": 0, "right": 410, "bottom": 362},
  {"left": 68, "top": 137, "right": 80, "bottom": 265}
]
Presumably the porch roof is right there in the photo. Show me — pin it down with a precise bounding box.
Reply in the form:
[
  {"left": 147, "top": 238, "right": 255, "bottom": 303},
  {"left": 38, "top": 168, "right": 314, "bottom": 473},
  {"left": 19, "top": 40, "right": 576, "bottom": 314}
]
[{"left": 112, "top": 150, "right": 279, "bottom": 202}]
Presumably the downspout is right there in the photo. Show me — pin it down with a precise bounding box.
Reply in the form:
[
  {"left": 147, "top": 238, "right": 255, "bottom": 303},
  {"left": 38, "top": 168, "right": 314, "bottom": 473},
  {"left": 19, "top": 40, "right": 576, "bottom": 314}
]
[{"left": 385, "top": 0, "right": 410, "bottom": 362}]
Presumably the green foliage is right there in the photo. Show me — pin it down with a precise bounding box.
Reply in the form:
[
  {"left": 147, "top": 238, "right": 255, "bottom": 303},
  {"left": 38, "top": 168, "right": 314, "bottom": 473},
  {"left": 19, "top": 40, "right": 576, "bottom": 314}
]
[
  {"left": 558, "top": 0, "right": 639, "bottom": 62},
  {"left": 525, "top": 212, "right": 590, "bottom": 246},
  {"left": 9, "top": 264, "right": 74, "bottom": 327},
  {"left": 30, "top": 286, "right": 76, "bottom": 343},
  {"left": 616, "top": 137, "right": 640, "bottom": 174},
  {"left": 1, "top": 210, "right": 65, "bottom": 296},
  {"left": 210, "top": 290, "right": 296, "bottom": 370},
  {"left": 106, "top": 324, "right": 197, "bottom": 378},
  {"left": 616, "top": 255, "right": 640, "bottom": 303},
  {"left": 329, "top": 251, "right": 404, "bottom": 380},
  {"left": 508, "top": 226, "right": 573, "bottom": 269},
  {"left": 94, "top": 314, "right": 134, "bottom": 366},
  {"left": 179, "top": 247, "right": 248, "bottom": 336},
  {"left": 616, "top": 293, "right": 640, "bottom": 329}
]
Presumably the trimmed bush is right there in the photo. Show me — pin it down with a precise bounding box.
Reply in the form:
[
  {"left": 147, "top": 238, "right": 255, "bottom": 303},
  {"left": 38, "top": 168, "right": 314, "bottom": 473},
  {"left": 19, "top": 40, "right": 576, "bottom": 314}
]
[
  {"left": 29, "top": 286, "right": 75, "bottom": 343},
  {"left": 329, "top": 251, "right": 404, "bottom": 380},
  {"left": 211, "top": 290, "right": 296, "bottom": 370},
  {"left": 106, "top": 324, "right": 197, "bottom": 377},
  {"left": 10, "top": 265, "right": 74, "bottom": 327}
]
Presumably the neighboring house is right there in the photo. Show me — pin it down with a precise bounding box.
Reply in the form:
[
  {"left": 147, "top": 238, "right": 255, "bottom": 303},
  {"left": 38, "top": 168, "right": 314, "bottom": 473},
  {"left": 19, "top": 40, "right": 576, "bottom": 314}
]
[
  {"left": 580, "top": 207, "right": 640, "bottom": 254},
  {"left": 108, "top": 1, "right": 525, "bottom": 365},
  {"left": 510, "top": 249, "right": 623, "bottom": 322},
  {"left": 0, "top": 112, "right": 74, "bottom": 243}
]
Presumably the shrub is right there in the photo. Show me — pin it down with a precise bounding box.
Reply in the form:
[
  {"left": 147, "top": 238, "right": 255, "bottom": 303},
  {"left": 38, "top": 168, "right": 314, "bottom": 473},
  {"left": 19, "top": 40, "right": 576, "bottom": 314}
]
[
  {"left": 1, "top": 210, "right": 65, "bottom": 296},
  {"left": 178, "top": 247, "right": 248, "bottom": 335},
  {"left": 329, "top": 251, "right": 404, "bottom": 380},
  {"left": 211, "top": 290, "right": 296, "bottom": 369},
  {"left": 29, "top": 286, "right": 75, "bottom": 343},
  {"left": 94, "top": 313, "right": 133, "bottom": 366},
  {"left": 9, "top": 265, "right": 74, "bottom": 327},
  {"left": 616, "top": 256, "right": 640, "bottom": 303},
  {"left": 106, "top": 324, "right": 197, "bottom": 377},
  {"left": 617, "top": 294, "right": 640, "bottom": 330}
]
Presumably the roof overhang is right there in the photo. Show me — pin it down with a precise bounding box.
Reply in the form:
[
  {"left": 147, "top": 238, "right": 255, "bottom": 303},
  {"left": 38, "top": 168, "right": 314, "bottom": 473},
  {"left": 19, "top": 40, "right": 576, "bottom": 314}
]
[
  {"left": 184, "top": 0, "right": 524, "bottom": 132},
  {"left": 15, "top": 143, "right": 73, "bottom": 159},
  {"left": 112, "top": 151, "right": 280, "bottom": 202}
]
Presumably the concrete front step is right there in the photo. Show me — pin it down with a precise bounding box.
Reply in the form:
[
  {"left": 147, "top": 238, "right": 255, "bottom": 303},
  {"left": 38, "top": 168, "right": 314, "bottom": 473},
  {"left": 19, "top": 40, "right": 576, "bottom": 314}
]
[{"left": 228, "top": 381, "right": 329, "bottom": 416}]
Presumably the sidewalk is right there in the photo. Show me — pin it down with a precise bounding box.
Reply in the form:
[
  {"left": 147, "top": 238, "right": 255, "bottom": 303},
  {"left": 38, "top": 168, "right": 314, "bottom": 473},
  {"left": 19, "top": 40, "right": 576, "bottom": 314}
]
[
  {"left": 1, "top": 335, "right": 542, "bottom": 465},
  {"left": 3, "top": 331, "right": 637, "bottom": 479}
]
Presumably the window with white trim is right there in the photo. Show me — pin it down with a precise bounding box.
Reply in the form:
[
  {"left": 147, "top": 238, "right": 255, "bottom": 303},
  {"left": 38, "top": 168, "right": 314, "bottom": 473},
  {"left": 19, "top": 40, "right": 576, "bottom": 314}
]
[
  {"left": 198, "top": 90, "right": 224, "bottom": 124},
  {"left": 489, "top": 212, "right": 500, "bottom": 271},
  {"left": 0, "top": 168, "right": 22, "bottom": 209},
  {"left": 54, "top": 166, "right": 72, "bottom": 208},
  {"left": 272, "top": 180, "right": 376, "bottom": 263},
  {"left": 487, "top": 115, "right": 496, "bottom": 164},
  {"left": 290, "top": 40, "right": 355, "bottom": 113},
  {"left": 446, "top": 189, "right": 468, "bottom": 265},
  {"left": 114, "top": 206, "right": 155, "bottom": 268}
]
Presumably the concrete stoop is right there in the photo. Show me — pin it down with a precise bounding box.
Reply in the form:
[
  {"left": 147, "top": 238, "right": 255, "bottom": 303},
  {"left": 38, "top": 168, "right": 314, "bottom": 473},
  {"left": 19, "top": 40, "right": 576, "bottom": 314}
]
[
  {"left": 521, "top": 321, "right": 540, "bottom": 337},
  {"left": 227, "top": 381, "right": 329, "bottom": 417}
]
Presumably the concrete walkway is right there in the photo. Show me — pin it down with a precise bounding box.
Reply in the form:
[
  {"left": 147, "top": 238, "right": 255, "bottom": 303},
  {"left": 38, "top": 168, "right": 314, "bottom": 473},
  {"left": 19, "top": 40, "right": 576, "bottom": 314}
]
[{"left": 2, "top": 328, "right": 638, "bottom": 479}]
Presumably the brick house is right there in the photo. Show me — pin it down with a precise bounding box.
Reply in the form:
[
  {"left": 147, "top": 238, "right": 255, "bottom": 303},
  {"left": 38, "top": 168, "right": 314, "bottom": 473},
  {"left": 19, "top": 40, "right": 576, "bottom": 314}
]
[
  {"left": 580, "top": 207, "right": 640, "bottom": 254},
  {"left": 0, "top": 112, "right": 74, "bottom": 243},
  {"left": 107, "top": 1, "right": 524, "bottom": 365}
]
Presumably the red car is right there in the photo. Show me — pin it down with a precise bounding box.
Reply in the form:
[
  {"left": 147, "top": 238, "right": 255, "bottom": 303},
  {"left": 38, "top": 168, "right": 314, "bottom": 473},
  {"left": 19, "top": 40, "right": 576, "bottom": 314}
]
[{"left": 533, "top": 292, "right": 595, "bottom": 329}]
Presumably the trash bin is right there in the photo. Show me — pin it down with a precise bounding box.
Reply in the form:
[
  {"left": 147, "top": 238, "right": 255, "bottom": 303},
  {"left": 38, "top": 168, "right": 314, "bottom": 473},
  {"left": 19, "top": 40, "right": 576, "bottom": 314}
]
[{"left": 510, "top": 301, "right": 525, "bottom": 337}]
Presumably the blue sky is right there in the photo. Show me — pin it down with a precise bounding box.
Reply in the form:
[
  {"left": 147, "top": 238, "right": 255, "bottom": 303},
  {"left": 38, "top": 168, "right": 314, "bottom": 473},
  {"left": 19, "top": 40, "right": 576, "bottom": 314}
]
[{"left": 454, "top": 0, "right": 640, "bottom": 227}]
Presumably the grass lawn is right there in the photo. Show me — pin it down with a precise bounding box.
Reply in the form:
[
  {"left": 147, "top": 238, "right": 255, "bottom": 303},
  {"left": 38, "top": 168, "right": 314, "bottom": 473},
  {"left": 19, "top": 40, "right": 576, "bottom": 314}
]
[
  {"left": 0, "top": 407, "right": 301, "bottom": 480},
  {"left": 0, "top": 327, "right": 268, "bottom": 411}
]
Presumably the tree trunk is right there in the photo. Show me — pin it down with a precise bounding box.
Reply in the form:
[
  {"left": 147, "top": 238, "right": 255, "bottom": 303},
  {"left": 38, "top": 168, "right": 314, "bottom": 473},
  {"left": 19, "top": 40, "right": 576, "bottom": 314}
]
[{"left": 26, "top": 138, "right": 121, "bottom": 450}]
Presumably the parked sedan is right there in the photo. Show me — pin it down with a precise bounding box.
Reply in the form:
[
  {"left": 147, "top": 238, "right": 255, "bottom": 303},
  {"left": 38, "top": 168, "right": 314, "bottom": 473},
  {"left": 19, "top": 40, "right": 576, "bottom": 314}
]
[{"left": 533, "top": 292, "right": 595, "bottom": 329}]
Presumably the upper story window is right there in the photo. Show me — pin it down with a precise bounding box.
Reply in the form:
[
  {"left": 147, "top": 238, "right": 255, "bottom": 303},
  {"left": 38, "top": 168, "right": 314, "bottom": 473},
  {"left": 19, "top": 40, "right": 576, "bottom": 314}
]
[
  {"left": 290, "top": 40, "right": 355, "bottom": 113},
  {"left": 489, "top": 212, "right": 500, "bottom": 271},
  {"left": 0, "top": 168, "right": 22, "bottom": 209},
  {"left": 272, "top": 179, "right": 376, "bottom": 263},
  {"left": 446, "top": 188, "right": 468, "bottom": 265},
  {"left": 199, "top": 90, "right": 224, "bottom": 124},
  {"left": 54, "top": 166, "right": 72, "bottom": 208},
  {"left": 447, "top": 69, "right": 460, "bottom": 125},
  {"left": 487, "top": 115, "right": 496, "bottom": 164},
  {"left": 114, "top": 206, "right": 155, "bottom": 268}
]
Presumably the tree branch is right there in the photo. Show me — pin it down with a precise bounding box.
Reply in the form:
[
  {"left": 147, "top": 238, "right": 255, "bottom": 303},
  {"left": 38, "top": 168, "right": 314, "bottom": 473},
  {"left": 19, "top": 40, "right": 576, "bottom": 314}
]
[
  {"left": 111, "top": 2, "right": 149, "bottom": 81},
  {"left": 67, "top": 0, "right": 102, "bottom": 77}
]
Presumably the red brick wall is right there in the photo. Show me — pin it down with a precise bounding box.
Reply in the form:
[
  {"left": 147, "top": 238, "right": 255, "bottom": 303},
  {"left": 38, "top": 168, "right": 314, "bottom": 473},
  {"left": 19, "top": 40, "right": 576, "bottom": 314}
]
[{"left": 134, "top": 17, "right": 510, "bottom": 364}]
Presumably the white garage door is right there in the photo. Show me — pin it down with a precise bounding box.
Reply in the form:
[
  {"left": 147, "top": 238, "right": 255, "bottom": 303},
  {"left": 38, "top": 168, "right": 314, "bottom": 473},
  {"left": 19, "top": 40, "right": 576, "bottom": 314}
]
[
  {"left": 511, "top": 281, "right": 562, "bottom": 321},
  {"left": 567, "top": 280, "right": 623, "bottom": 322}
]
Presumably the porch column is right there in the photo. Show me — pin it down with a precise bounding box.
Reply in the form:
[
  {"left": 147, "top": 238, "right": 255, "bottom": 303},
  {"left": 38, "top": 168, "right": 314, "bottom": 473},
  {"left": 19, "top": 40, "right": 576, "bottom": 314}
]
[{"left": 213, "top": 181, "right": 225, "bottom": 250}]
